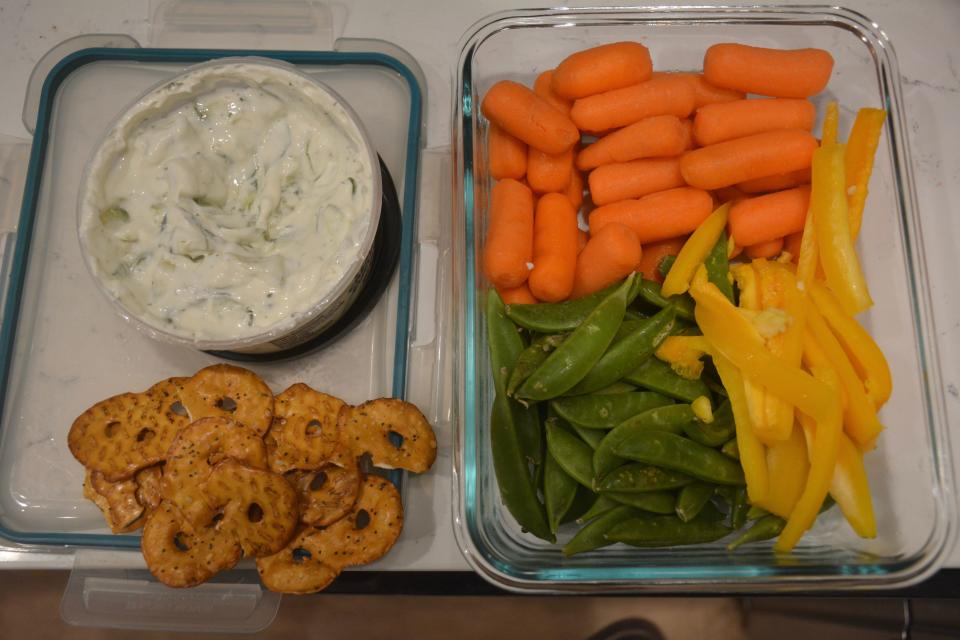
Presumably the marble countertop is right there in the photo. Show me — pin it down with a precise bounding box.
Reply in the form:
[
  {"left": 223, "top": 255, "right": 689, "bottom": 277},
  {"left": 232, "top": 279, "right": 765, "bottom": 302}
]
[{"left": 0, "top": 0, "right": 957, "bottom": 579}]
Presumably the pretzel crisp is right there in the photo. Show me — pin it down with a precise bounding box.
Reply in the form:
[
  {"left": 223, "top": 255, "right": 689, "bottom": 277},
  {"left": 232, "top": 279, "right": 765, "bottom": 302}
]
[
  {"left": 338, "top": 399, "right": 437, "bottom": 473},
  {"left": 179, "top": 365, "right": 274, "bottom": 435},
  {"left": 84, "top": 464, "right": 165, "bottom": 533},
  {"left": 266, "top": 383, "right": 346, "bottom": 474},
  {"left": 286, "top": 452, "right": 360, "bottom": 527}
]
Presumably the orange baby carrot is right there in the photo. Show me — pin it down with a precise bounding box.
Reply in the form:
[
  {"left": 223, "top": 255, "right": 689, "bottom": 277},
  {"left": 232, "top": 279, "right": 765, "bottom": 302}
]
[
  {"left": 481, "top": 80, "right": 580, "bottom": 154},
  {"left": 497, "top": 283, "right": 538, "bottom": 305},
  {"left": 527, "top": 145, "right": 574, "bottom": 193},
  {"left": 529, "top": 193, "right": 580, "bottom": 302},
  {"left": 680, "top": 129, "right": 818, "bottom": 190},
  {"left": 655, "top": 71, "right": 746, "bottom": 108},
  {"left": 637, "top": 237, "right": 686, "bottom": 283},
  {"left": 589, "top": 157, "right": 685, "bottom": 206},
  {"left": 738, "top": 168, "right": 811, "bottom": 194},
  {"left": 571, "top": 223, "right": 642, "bottom": 299},
  {"left": 693, "top": 98, "right": 816, "bottom": 146},
  {"left": 570, "top": 74, "right": 695, "bottom": 133},
  {"left": 577, "top": 115, "right": 686, "bottom": 170},
  {"left": 577, "top": 228, "right": 589, "bottom": 254},
  {"left": 704, "top": 43, "right": 835, "bottom": 98},
  {"left": 552, "top": 42, "right": 653, "bottom": 99},
  {"left": 589, "top": 187, "right": 714, "bottom": 244},
  {"left": 745, "top": 237, "right": 785, "bottom": 259},
  {"left": 534, "top": 70, "right": 573, "bottom": 116},
  {"left": 784, "top": 231, "right": 803, "bottom": 262},
  {"left": 680, "top": 118, "right": 695, "bottom": 151},
  {"left": 563, "top": 169, "right": 585, "bottom": 210},
  {"left": 713, "top": 185, "right": 748, "bottom": 204},
  {"left": 488, "top": 123, "right": 527, "bottom": 180},
  {"left": 728, "top": 185, "right": 811, "bottom": 247},
  {"left": 483, "top": 179, "right": 534, "bottom": 288}
]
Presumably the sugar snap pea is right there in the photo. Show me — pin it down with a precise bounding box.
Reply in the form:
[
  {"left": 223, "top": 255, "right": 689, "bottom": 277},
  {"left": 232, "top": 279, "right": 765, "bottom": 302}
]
[
  {"left": 611, "top": 430, "right": 746, "bottom": 485},
  {"left": 730, "top": 487, "right": 748, "bottom": 530},
  {"left": 720, "top": 437, "right": 740, "bottom": 460},
  {"left": 563, "top": 505, "right": 639, "bottom": 556},
  {"left": 605, "top": 490, "right": 676, "bottom": 514},
  {"left": 682, "top": 400, "right": 735, "bottom": 448},
  {"left": 598, "top": 463, "right": 693, "bottom": 493},
  {"left": 552, "top": 391, "right": 673, "bottom": 430},
  {"left": 562, "top": 485, "right": 599, "bottom": 525},
  {"left": 592, "top": 404, "right": 695, "bottom": 482},
  {"left": 507, "top": 333, "right": 567, "bottom": 397},
  {"left": 544, "top": 448, "right": 579, "bottom": 536},
  {"left": 634, "top": 279, "right": 695, "bottom": 322},
  {"left": 568, "top": 306, "right": 677, "bottom": 395},
  {"left": 591, "top": 381, "right": 637, "bottom": 395},
  {"left": 486, "top": 291, "right": 552, "bottom": 542},
  {"left": 605, "top": 504, "right": 731, "bottom": 547},
  {"left": 726, "top": 515, "right": 785, "bottom": 550},
  {"left": 624, "top": 357, "right": 711, "bottom": 403},
  {"left": 675, "top": 482, "right": 716, "bottom": 523},
  {"left": 746, "top": 505, "right": 769, "bottom": 521},
  {"left": 705, "top": 230, "right": 735, "bottom": 303},
  {"left": 517, "top": 275, "right": 634, "bottom": 401},
  {"left": 545, "top": 419, "right": 595, "bottom": 489},
  {"left": 571, "top": 423, "right": 604, "bottom": 449},
  {"left": 657, "top": 254, "right": 677, "bottom": 280},
  {"left": 576, "top": 495, "right": 619, "bottom": 524},
  {"left": 613, "top": 318, "right": 647, "bottom": 342},
  {"left": 506, "top": 276, "right": 642, "bottom": 333}
]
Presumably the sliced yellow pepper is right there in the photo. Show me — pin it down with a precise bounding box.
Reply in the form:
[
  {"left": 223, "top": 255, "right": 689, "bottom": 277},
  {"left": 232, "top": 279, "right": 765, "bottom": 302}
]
[
  {"left": 662, "top": 203, "right": 730, "bottom": 296},
  {"left": 812, "top": 143, "right": 873, "bottom": 314},
  {"left": 758, "top": 422, "right": 809, "bottom": 519},
  {"left": 821, "top": 101, "right": 840, "bottom": 146},
  {"left": 845, "top": 108, "right": 886, "bottom": 240},
  {"left": 809, "top": 280, "right": 892, "bottom": 409},
  {"left": 796, "top": 201, "right": 819, "bottom": 287},
  {"left": 730, "top": 264, "right": 771, "bottom": 440},
  {"left": 775, "top": 365, "right": 842, "bottom": 552},
  {"left": 713, "top": 352, "right": 769, "bottom": 505},
  {"left": 655, "top": 335, "right": 709, "bottom": 380},
  {"left": 831, "top": 431, "right": 877, "bottom": 538}
]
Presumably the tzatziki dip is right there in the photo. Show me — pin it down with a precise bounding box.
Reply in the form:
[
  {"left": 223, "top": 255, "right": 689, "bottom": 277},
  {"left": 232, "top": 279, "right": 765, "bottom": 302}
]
[{"left": 79, "top": 60, "right": 379, "bottom": 346}]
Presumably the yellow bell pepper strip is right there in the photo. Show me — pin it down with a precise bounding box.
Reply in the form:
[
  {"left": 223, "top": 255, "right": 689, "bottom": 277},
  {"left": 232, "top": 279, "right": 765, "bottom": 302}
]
[
  {"left": 662, "top": 203, "right": 731, "bottom": 297},
  {"left": 809, "top": 280, "right": 892, "bottom": 409},
  {"left": 655, "top": 335, "right": 710, "bottom": 380},
  {"left": 805, "top": 297, "right": 883, "bottom": 448},
  {"left": 796, "top": 201, "right": 819, "bottom": 287},
  {"left": 729, "top": 264, "right": 771, "bottom": 441},
  {"left": 775, "top": 365, "right": 842, "bottom": 552},
  {"left": 758, "top": 422, "right": 810, "bottom": 519},
  {"left": 845, "top": 108, "right": 886, "bottom": 240},
  {"left": 812, "top": 143, "right": 873, "bottom": 314},
  {"left": 821, "top": 101, "right": 839, "bottom": 146},
  {"left": 691, "top": 395, "right": 714, "bottom": 423},
  {"left": 713, "top": 352, "right": 769, "bottom": 504},
  {"left": 831, "top": 431, "right": 877, "bottom": 538}
]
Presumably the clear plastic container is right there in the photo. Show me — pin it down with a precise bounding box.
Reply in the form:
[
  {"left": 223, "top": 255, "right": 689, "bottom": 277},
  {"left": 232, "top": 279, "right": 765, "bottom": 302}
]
[{"left": 452, "top": 6, "right": 956, "bottom": 592}]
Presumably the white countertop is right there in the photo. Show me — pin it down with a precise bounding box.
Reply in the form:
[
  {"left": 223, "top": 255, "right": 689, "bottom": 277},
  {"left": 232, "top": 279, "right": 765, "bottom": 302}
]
[{"left": 0, "top": 0, "right": 958, "bottom": 578}]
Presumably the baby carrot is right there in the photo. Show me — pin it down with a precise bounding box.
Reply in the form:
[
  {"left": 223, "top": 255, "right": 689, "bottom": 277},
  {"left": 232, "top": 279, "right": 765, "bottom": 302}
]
[
  {"left": 589, "top": 187, "right": 714, "bottom": 244},
  {"left": 738, "top": 168, "right": 811, "bottom": 194},
  {"left": 571, "top": 223, "right": 642, "bottom": 299},
  {"left": 481, "top": 80, "right": 580, "bottom": 154},
  {"left": 563, "top": 168, "right": 585, "bottom": 210},
  {"left": 654, "top": 71, "right": 746, "bottom": 108},
  {"left": 680, "top": 118, "right": 695, "bottom": 151},
  {"left": 577, "top": 115, "right": 686, "bottom": 170},
  {"left": 693, "top": 98, "right": 816, "bottom": 146},
  {"left": 488, "top": 123, "right": 527, "bottom": 180},
  {"left": 483, "top": 179, "right": 534, "bottom": 288},
  {"left": 588, "top": 157, "right": 684, "bottom": 206},
  {"left": 728, "top": 185, "right": 811, "bottom": 247},
  {"left": 744, "top": 237, "right": 784, "bottom": 260},
  {"left": 534, "top": 70, "right": 573, "bottom": 116},
  {"left": 497, "top": 283, "right": 538, "bottom": 305},
  {"left": 704, "top": 43, "right": 835, "bottom": 98},
  {"left": 529, "top": 193, "right": 580, "bottom": 302},
  {"left": 784, "top": 231, "right": 803, "bottom": 262},
  {"left": 637, "top": 237, "right": 686, "bottom": 283},
  {"left": 713, "top": 185, "right": 748, "bottom": 204},
  {"left": 680, "top": 129, "right": 818, "bottom": 190},
  {"left": 552, "top": 41, "right": 653, "bottom": 99},
  {"left": 577, "top": 228, "right": 589, "bottom": 254},
  {"left": 570, "top": 74, "right": 695, "bottom": 133},
  {"left": 528, "top": 145, "right": 574, "bottom": 193}
]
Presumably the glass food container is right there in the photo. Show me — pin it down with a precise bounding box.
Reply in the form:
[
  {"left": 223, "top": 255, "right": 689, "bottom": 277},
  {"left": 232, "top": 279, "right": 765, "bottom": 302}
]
[{"left": 451, "top": 5, "right": 955, "bottom": 592}]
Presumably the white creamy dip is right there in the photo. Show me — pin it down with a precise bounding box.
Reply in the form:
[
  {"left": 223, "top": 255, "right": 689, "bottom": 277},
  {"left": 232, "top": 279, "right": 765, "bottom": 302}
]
[{"left": 79, "top": 61, "right": 377, "bottom": 344}]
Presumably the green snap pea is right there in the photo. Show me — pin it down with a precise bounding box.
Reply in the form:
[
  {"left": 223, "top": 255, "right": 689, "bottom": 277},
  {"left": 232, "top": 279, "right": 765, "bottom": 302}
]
[
  {"left": 605, "top": 490, "right": 676, "bottom": 514},
  {"left": 681, "top": 400, "right": 735, "bottom": 448},
  {"left": 676, "top": 482, "right": 716, "bottom": 523},
  {"left": 634, "top": 279, "right": 695, "bottom": 322},
  {"left": 606, "top": 504, "right": 731, "bottom": 548},
  {"left": 516, "top": 275, "right": 634, "bottom": 401},
  {"left": 576, "top": 495, "right": 618, "bottom": 524},
  {"left": 598, "top": 463, "right": 693, "bottom": 493},
  {"left": 551, "top": 391, "right": 673, "bottom": 430},
  {"left": 611, "top": 430, "right": 746, "bottom": 485},
  {"left": 657, "top": 254, "right": 677, "bottom": 280},
  {"left": 506, "top": 333, "right": 567, "bottom": 397},
  {"left": 592, "top": 404, "right": 695, "bottom": 482},
  {"left": 545, "top": 419, "right": 595, "bottom": 489},
  {"left": 562, "top": 485, "right": 599, "bottom": 525},
  {"left": 567, "top": 306, "right": 677, "bottom": 395},
  {"left": 544, "top": 449, "right": 579, "bottom": 536},
  {"left": 624, "top": 309, "right": 648, "bottom": 322},
  {"left": 563, "top": 505, "right": 639, "bottom": 556},
  {"left": 613, "top": 318, "right": 646, "bottom": 342},
  {"left": 746, "top": 505, "right": 769, "bottom": 521},
  {"left": 571, "top": 423, "right": 604, "bottom": 449},
  {"left": 721, "top": 437, "right": 740, "bottom": 460},
  {"left": 486, "top": 291, "right": 552, "bottom": 542},
  {"left": 506, "top": 276, "right": 642, "bottom": 333},
  {"left": 726, "top": 515, "right": 785, "bottom": 551},
  {"left": 624, "top": 357, "right": 711, "bottom": 403},
  {"left": 730, "top": 487, "right": 748, "bottom": 530},
  {"left": 705, "top": 230, "right": 735, "bottom": 303},
  {"left": 592, "top": 381, "right": 637, "bottom": 395}
]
